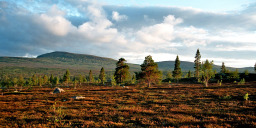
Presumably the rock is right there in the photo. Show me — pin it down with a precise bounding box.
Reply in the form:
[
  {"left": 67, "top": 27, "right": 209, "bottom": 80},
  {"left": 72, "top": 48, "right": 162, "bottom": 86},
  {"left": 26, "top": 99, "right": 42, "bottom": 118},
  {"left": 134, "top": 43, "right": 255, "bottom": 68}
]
[
  {"left": 122, "top": 86, "right": 129, "bottom": 89},
  {"left": 52, "top": 87, "right": 65, "bottom": 94},
  {"left": 71, "top": 96, "right": 85, "bottom": 100}
]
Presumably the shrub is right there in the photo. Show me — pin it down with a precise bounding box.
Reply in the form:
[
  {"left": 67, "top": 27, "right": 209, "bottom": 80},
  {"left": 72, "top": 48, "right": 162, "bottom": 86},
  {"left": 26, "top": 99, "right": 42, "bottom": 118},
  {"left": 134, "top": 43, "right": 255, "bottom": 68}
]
[
  {"left": 244, "top": 93, "right": 249, "bottom": 101},
  {"left": 238, "top": 78, "right": 245, "bottom": 85},
  {"left": 219, "top": 94, "right": 232, "bottom": 100},
  {"left": 217, "top": 80, "right": 222, "bottom": 86},
  {"left": 48, "top": 102, "right": 66, "bottom": 125}
]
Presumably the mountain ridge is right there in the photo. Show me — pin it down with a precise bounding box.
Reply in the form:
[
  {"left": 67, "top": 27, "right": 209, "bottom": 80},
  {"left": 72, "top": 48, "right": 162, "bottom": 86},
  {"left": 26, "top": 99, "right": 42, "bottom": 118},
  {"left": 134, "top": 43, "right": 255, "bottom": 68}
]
[{"left": 0, "top": 51, "right": 254, "bottom": 76}]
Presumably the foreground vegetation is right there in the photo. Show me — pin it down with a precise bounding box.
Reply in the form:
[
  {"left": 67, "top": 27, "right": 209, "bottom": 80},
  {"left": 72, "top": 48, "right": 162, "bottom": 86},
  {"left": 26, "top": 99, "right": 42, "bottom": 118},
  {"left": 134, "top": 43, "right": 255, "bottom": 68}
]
[
  {"left": 0, "top": 82, "right": 255, "bottom": 127},
  {"left": 0, "top": 49, "right": 255, "bottom": 127}
]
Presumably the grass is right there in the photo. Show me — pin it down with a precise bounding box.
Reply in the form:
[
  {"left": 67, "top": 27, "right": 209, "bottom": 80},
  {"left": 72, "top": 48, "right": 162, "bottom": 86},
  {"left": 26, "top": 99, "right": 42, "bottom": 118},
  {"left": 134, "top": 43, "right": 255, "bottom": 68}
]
[{"left": 0, "top": 82, "right": 255, "bottom": 127}]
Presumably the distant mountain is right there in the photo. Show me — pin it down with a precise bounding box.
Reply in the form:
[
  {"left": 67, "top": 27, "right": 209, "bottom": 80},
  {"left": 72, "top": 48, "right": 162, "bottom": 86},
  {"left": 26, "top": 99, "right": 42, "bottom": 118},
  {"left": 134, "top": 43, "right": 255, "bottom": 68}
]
[
  {"left": 157, "top": 61, "right": 254, "bottom": 73},
  {"left": 0, "top": 51, "right": 254, "bottom": 76},
  {"left": 157, "top": 61, "right": 195, "bottom": 71},
  {"left": 0, "top": 51, "right": 140, "bottom": 76}
]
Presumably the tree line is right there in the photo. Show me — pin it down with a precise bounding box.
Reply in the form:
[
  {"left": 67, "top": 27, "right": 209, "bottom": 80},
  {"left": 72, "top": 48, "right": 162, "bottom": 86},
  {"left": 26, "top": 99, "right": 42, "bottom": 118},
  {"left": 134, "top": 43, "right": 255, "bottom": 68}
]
[{"left": 1, "top": 49, "right": 256, "bottom": 91}]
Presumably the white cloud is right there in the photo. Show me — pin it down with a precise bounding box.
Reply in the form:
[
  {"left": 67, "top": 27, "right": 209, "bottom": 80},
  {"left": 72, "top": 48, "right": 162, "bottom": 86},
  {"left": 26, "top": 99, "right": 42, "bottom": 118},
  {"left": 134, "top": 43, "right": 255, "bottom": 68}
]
[
  {"left": 215, "top": 45, "right": 256, "bottom": 51},
  {"left": 210, "top": 30, "right": 256, "bottom": 44},
  {"left": 136, "top": 15, "right": 182, "bottom": 44},
  {"left": 22, "top": 53, "right": 37, "bottom": 58},
  {"left": 204, "top": 57, "right": 255, "bottom": 68},
  {"left": 183, "top": 40, "right": 206, "bottom": 47},
  {"left": 1, "top": 0, "right": 256, "bottom": 68},
  {"left": 47, "top": 5, "right": 66, "bottom": 16},
  {"left": 38, "top": 14, "right": 74, "bottom": 36},
  {"left": 35, "top": 5, "right": 75, "bottom": 36},
  {"left": 112, "top": 11, "right": 127, "bottom": 21}
]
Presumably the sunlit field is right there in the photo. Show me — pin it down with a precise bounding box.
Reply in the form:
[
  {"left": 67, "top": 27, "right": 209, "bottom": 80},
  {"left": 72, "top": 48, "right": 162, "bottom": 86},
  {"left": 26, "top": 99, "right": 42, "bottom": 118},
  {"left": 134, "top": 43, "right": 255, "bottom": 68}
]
[{"left": 0, "top": 82, "right": 255, "bottom": 127}]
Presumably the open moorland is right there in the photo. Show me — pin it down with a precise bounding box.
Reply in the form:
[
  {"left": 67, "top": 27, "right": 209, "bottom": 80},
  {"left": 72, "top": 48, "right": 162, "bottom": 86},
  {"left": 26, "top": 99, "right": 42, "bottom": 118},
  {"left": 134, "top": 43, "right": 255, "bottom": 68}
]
[{"left": 0, "top": 82, "right": 255, "bottom": 127}]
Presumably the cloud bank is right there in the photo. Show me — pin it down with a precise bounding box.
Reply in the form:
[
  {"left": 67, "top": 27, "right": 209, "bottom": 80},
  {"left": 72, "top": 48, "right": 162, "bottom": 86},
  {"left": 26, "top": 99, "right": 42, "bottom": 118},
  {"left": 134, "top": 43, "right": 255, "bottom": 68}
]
[{"left": 0, "top": 0, "right": 256, "bottom": 68}]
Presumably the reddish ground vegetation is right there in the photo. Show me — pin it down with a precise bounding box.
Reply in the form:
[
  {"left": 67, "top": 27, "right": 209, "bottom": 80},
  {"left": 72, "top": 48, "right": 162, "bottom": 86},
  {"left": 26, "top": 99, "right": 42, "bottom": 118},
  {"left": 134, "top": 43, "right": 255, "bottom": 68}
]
[{"left": 0, "top": 82, "right": 255, "bottom": 127}]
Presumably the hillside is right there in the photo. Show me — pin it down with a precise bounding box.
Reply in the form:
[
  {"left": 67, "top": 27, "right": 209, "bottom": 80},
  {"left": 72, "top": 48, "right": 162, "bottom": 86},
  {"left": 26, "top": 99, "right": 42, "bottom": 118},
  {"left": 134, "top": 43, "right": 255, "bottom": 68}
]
[
  {"left": 157, "top": 61, "right": 254, "bottom": 73},
  {"left": 0, "top": 51, "right": 254, "bottom": 76},
  {"left": 0, "top": 51, "right": 140, "bottom": 76}
]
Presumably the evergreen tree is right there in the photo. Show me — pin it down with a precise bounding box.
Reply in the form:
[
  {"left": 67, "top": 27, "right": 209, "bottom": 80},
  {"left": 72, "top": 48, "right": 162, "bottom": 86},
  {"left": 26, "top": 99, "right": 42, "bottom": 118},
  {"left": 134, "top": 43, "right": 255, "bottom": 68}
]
[
  {"left": 166, "top": 71, "right": 172, "bottom": 79},
  {"left": 17, "top": 75, "right": 24, "bottom": 91},
  {"left": 1, "top": 75, "right": 10, "bottom": 92},
  {"left": 201, "top": 60, "right": 214, "bottom": 87},
  {"left": 114, "top": 58, "right": 130, "bottom": 84},
  {"left": 78, "top": 75, "right": 83, "bottom": 86},
  {"left": 31, "top": 74, "right": 37, "bottom": 86},
  {"left": 138, "top": 55, "right": 161, "bottom": 87},
  {"left": 63, "top": 69, "right": 70, "bottom": 85},
  {"left": 229, "top": 69, "right": 240, "bottom": 80},
  {"left": 194, "top": 49, "right": 201, "bottom": 79},
  {"left": 111, "top": 75, "right": 117, "bottom": 86},
  {"left": 12, "top": 77, "right": 18, "bottom": 91},
  {"left": 188, "top": 70, "right": 191, "bottom": 78},
  {"left": 173, "top": 55, "right": 182, "bottom": 80},
  {"left": 131, "top": 74, "right": 136, "bottom": 84},
  {"left": 50, "top": 74, "right": 54, "bottom": 85},
  {"left": 244, "top": 70, "right": 249, "bottom": 76},
  {"left": 254, "top": 63, "right": 256, "bottom": 72},
  {"left": 73, "top": 77, "right": 78, "bottom": 89},
  {"left": 38, "top": 75, "right": 43, "bottom": 87},
  {"left": 221, "top": 62, "right": 226, "bottom": 73},
  {"left": 83, "top": 76, "right": 88, "bottom": 84},
  {"left": 99, "top": 67, "right": 106, "bottom": 84},
  {"left": 54, "top": 76, "right": 59, "bottom": 85},
  {"left": 26, "top": 78, "right": 33, "bottom": 87},
  {"left": 43, "top": 75, "right": 48, "bottom": 85},
  {"left": 89, "top": 70, "right": 94, "bottom": 83}
]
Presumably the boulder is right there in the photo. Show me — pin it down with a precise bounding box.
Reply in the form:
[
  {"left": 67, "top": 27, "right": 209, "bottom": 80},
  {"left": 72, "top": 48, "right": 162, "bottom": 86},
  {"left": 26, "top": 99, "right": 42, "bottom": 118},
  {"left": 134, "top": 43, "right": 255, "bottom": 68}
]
[
  {"left": 52, "top": 87, "right": 65, "bottom": 94},
  {"left": 71, "top": 96, "right": 85, "bottom": 100}
]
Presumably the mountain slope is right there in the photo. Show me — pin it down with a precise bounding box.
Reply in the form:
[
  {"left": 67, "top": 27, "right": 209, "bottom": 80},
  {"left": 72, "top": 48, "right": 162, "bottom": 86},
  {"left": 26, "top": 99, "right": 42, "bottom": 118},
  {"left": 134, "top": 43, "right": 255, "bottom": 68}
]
[
  {"left": 0, "top": 51, "right": 254, "bottom": 76},
  {"left": 0, "top": 51, "right": 140, "bottom": 76},
  {"left": 157, "top": 61, "right": 254, "bottom": 73}
]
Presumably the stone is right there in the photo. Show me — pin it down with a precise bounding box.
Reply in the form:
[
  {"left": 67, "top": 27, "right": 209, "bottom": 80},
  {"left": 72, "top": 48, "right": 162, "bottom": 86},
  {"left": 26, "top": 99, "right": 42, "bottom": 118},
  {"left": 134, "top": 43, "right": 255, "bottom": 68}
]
[
  {"left": 52, "top": 87, "right": 65, "bottom": 94},
  {"left": 71, "top": 96, "right": 85, "bottom": 100}
]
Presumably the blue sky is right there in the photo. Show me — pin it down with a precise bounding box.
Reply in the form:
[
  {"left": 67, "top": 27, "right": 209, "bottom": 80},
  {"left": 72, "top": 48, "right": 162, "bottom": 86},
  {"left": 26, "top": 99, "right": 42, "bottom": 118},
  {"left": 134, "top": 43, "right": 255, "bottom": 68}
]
[
  {"left": 98, "top": 0, "right": 253, "bottom": 11},
  {"left": 0, "top": 0, "right": 256, "bottom": 68}
]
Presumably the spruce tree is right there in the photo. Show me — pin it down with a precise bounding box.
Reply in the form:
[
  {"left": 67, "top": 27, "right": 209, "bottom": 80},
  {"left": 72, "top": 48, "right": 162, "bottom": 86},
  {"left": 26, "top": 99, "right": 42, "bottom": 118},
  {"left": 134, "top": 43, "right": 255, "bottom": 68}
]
[
  {"left": 173, "top": 55, "right": 182, "bottom": 80},
  {"left": 114, "top": 58, "right": 130, "bottom": 85},
  {"left": 111, "top": 75, "right": 117, "bottom": 86},
  {"left": 78, "top": 75, "right": 83, "bottom": 86},
  {"left": 139, "top": 55, "right": 161, "bottom": 87},
  {"left": 73, "top": 77, "right": 78, "bottom": 89},
  {"left": 38, "top": 76, "right": 43, "bottom": 87},
  {"left": 188, "top": 70, "right": 191, "bottom": 78},
  {"left": 221, "top": 62, "right": 226, "bottom": 73},
  {"left": 50, "top": 74, "right": 54, "bottom": 85},
  {"left": 2, "top": 75, "right": 10, "bottom": 91},
  {"left": 63, "top": 69, "right": 70, "bottom": 86},
  {"left": 43, "top": 75, "right": 48, "bottom": 85},
  {"left": 89, "top": 70, "right": 94, "bottom": 83},
  {"left": 54, "top": 76, "right": 59, "bottom": 85},
  {"left": 244, "top": 70, "right": 249, "bottom": 76},
  {"left": 99, "top": 67, "right": 106, "bottom": 84},
  {"left": 194, "top": 49, "right": 201, "bottom": 79},
  {"left": 166, "top": 71, "right": 172, "bottom": 79},
  {"left": 229, "top": 69, "right": 239, "bottom": 80},
  {"left": 12, "top": 77, "right": 18, "bottom": 91},
  {"left": 17, "top": 75, "right": 24, "bottom": 91},
  {"left": 32, "top": 74, "right": 37, "bottom": 86},
  {"left": 131, "top": 74, "right": 136, "bottom": 84},
  {"left": 254, "top": 63, "right": 256, "bottom": 72}
]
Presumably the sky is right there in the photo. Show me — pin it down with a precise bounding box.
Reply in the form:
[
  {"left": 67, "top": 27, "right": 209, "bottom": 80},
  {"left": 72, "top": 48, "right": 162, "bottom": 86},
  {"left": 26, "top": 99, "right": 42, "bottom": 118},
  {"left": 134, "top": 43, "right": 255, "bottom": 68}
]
[{"left": 0, "top": 0, "right": 256, "bottom": 68}]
